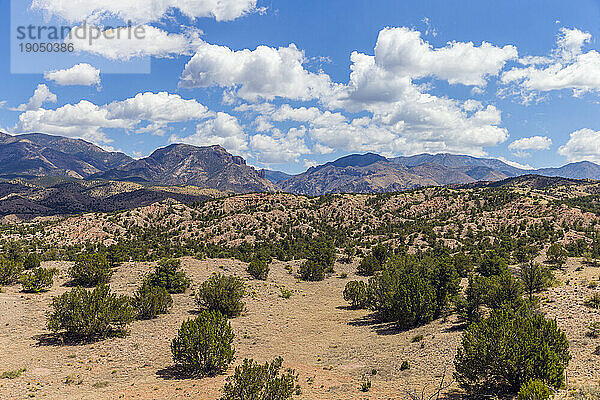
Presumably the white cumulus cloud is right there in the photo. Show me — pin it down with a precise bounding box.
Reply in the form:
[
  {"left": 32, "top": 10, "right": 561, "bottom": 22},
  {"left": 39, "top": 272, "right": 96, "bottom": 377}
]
[
  {"left": 14, "top": 92, "right": 216, "bottom": 144},
  {"left": 44, "top": 63, "right": 101, "bottom": 86},
  {"left": 250, "top": 127, "right": 311, "bottom": 163},
  {"left": 31, "top": 0, "right": 261, "bottom": 23},
  {"left": 373, "top": 27, "right": 517, "bottom": 86},
  {"left": 66, "top": 25, "right": 202, "bottom": 60},
  {"left": 509, "top": 136, "right": 552, "bottom": 151},
  {"left": 106, "top": 92, "right": 213, "bottom": 124},
  {"left": 558, "top": 128, "right": 600, "bottom": 163},
  {"left": 501, "top": 27, "right": 600, "bottom": 101},
  {"left": 16, "top": 100, "right": 131, "bottom": 143},
  {"left": 14, "top": 84, "right": 57, "bottom": 111},
  {"left": 180, "top": 42, "right": 333, "bottom": 101}
]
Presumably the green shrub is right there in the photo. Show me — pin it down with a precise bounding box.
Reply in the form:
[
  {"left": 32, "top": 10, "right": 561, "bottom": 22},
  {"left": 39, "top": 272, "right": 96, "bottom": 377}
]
[
  {"left": 146, "top": 258, "right": 190, "bottom": 294},
  {"left": 69, "top": 253, "right": 112, "bottom": 287},
  {"left": 23, "top": 253, "right": 41, "bottom": 270},
  {"left": 400, "top": 361, "right": 410, "bottom": 371},
  {"left": 372, "top": 244, "right": 391, "bottom": 265},
  {"left": 298, "top": 260, "right": 326, "bottom": 282},
  {"left": 343, "top": 281, "right": 369, "bottom": 309},
  {"left": 46, "top": 285, "right": 133, "bottom": 338},
  {"left": 514, "top": 245, "right": 540, "bottom": 264},
  {"left": 585, "top": 293, "right": 600, "bottom": 309},
  {"left": 221, "top": 357, "right": 299, "bottom": 400},
  {"left": 20, "top": 267, "right": 57, "bottom": 293},
  {"left": 298, "top": 237, "right": 335, "bottom": 281},
  {"left": 4, "top": 242, "right": 24, "bottom": 263},
  {"left": 520, "top": 262, "right": 554, "bottom": 297},
  {"left": 477, "top": 251, "right": 509, "bottom": 277},
  {"left": 247, "top": 258, "right": 270, "bottom": 280},
  {"left": 171, "top": 310, "right": 235, "bottom": 375},
  {"left": 365, "top": 254, "right": 459, "bottom": 330},
  {"left": 357, "top": 244, "right": 390, "bottom": 276},
  {"left": 357, "top": 255, "right": 380, "bottom": 276},
  {"left": 368, "top": 264, "right": 436, "bottom": 329},
  {"left": 517, "top": 379, "right": 551, "bottom": 400},
  {"left": 454, "top": 309, "right": 570, "bottom": 395},
  {"left": 196, "top": 274, "right": 245, "bottom": 317},
  {"left": 1, "top": 368, "right": 26, "bottom": 379},
  {"left": 411, "top": 335, "right": 423, "bottom": 343},
  {"left": 459, "top": 271, "right": 524, "bottom": 324},
  {"left": 132, "top": 280, "right": 173, "bottom": 320},
  {"left": 587, "top": 322, "right": 600, "bottom": 338},
  {"left": 546, "top": 243, "right": 567, "bottom": 267},
  {"left": 360, "top": 378, "right": 371, "bottom": 392},
  {"left": 0, "top": 257, "right": 22, "bottom": 285}
]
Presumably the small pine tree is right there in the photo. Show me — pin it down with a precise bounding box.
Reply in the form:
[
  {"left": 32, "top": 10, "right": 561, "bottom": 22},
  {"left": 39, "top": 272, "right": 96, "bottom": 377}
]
[
  {"left": 47, "top": 285, "right": 133, "bottom": 339},
  {"left": 368, "top": 264, "right": 436, "bottom": 329},
  {"left": 221, "top": 357, "right": 299, "bottom": 400},
  {"left": 196, "top": 274, "right": 245, "bottom": 317},
  {"left": 171, "top": 310, "right": 235, "bottom": 375},
  {"left": 357, "top": 255, "right": 380, "bottom": 276},
  {"left": 454, "top": 309, "right": 570, "bottom": 395},
  {"left": 146, "top": 258, "right": 190, "bottom": 294},
  {"left": 343, "top": 281, "right": 369, "bottom": 309},
  {"left": 0, "top": 257, "right": 22, "bottom": 285},
  {"left": 477, "top": 251, "right": 509, "bottom": 277},
  {"left": 20, "top": 267, "right": 57, "bottom": 293},
  {"left": 69, "top": 253, "right": 112, "bottom": 287},
  {"left": 298, "top": 260, "right": 326, "bottom": 281},
  {"left": 247, "top": 258, "right": 270, "bottom": 280},
  {"left": 519, "top": 262, "right": 554, "bottom": 298},
  {"left": 546, "top": 243, "right": 567, "bottom": 267},
  {"left": 23, "top": 253, "right": 41, "bottom": 270},
  {"left": 132, "top": 280, "right": 173, "bottom": 320}
]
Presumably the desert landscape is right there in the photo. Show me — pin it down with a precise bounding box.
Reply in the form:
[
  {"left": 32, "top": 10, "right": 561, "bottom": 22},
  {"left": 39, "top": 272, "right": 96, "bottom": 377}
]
[
  {"left": 2, "top": 177, "right": 600, "bottom": 399},
  {"left": 2, "top": 2, "right": 600, "bottom": 398}
]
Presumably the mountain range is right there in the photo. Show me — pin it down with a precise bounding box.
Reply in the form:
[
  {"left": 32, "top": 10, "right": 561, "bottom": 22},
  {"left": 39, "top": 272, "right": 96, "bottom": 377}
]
[
  {"left": 278, "top": 152, "right": 600, "bottom": 195},
  {"left": 2, "top": 131, "right": 600, "bottom": 198},
  {"left": 0, "top": 132, "right": 275, "bottom": 193},
  {"left": 0, "top": 132, "right": 132, "bottom": 179}
]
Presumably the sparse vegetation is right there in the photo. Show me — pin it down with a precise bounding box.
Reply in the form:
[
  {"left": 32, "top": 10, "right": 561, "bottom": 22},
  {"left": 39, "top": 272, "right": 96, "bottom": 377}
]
[
  {"left": 2, "top": 177, "right": 600, "bottom": 398},
  {"left": 0, "top": 368, "right": 26, "bottom": 379}
]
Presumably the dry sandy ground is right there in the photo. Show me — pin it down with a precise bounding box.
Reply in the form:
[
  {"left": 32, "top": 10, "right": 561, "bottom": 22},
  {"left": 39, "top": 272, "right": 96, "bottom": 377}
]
[{"left": 0, "top": 257, "right": 599, "bottom": 400}]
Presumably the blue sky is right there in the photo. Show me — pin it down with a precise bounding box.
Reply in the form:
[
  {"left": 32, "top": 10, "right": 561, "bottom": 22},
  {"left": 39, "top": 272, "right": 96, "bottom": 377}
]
[{"left": 1, "top": 0, "right": 600, "bottom": 173}]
